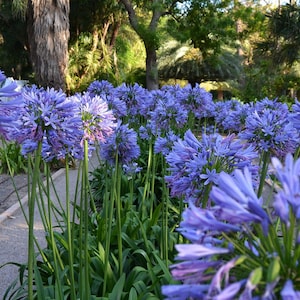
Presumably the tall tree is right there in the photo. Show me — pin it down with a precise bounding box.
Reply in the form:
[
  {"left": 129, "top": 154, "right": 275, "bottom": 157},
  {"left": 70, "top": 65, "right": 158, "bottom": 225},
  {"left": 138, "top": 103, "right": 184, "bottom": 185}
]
[
  {"left": 119, "top": 0, "right": 180, "bottom": 90},
  {"left": 27, "top": 0, "right": 70, "bottom": 90},
  {"left": 68, "top": 0, "right": 123, "bottom": 92},
  {"left": 264, "top": 3, "right": 300, "bottom": 66}
]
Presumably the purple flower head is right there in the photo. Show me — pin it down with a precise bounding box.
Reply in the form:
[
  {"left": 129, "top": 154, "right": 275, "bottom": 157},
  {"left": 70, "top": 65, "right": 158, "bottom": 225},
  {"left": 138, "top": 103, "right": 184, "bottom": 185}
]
[
  {"left": 272, "top": 153, "right": 300, "bottom": 225},
  {"left": 281, "top": 280, "right": 300, "bottom": 299},
  {"left": 113, "top": 82, "right": 150, "bottom": 117},
  {"left": 176, "top": 83, "right": 215, "bottom": 119},
  {"left": 214, "top": 100, "right": 249, "bottom": 133},
  {"left": 254, "top": 97, "right": 288, "bottom": 112},
  {"left": 154, "top": 130, "right": 179, "bottom": 156},
  {"left": 149, "top": 92, "right": 188, "bottom": 133},
  {"left": 165, "top": 130, "right": 258, "bottom": 204},
  {"left": 290, "top": 99, "right": 300, "bottom": 131},
  {"left": 0, "top": 70, "right": 21, "bottom": 99},
  {"left": 100, "top": 122, "right": 140, "bottom": 166},
  {"left": 0, "top": 96, "right": 25, "bottom": 140},
  {"left": 87, "top": 80, "right": 114, "bottom": 99},
  {"left": 11, "top": 86, "right": 84, "bottom": 160},
  {"left": 71, "top": 92, "right": 116, "bottom": 145},
  {"left": 210, "top": 168, "right": 270, "bottom": 234},
  {"left": 122, "top": 162, "right": 142, "bottom": 177},
  {"left": 164, "top": 152, "right": 300, "bottom": 299},
  {"left": 239, "top": 107, "right": 299, "bottom": 158}
]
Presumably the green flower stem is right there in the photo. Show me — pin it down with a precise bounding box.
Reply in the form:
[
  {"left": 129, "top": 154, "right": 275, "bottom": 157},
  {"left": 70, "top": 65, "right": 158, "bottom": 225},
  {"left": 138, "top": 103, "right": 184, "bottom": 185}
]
[
  {"left": 103, "top": 162, "right": 117, "bottom": 296},
  {"left": 257, "top": 151, "right": 271, "bottom": 198},
  {"left": 115, "top": 161, "right": 123, "bottom": 277},
  {"left": 83, "top": 140, "right": 91, "bottom": 298},
  {"left": 45, "top": 165, "right": 63, "bottom": 300},
  {"left": 27, "top": 141, "right": 42, "bottom": 300},
  {"left": 150, "top": 152, "right": 157, "bottom": 218},
  {"left": 142, "top": 139, "right": 153, "bottom": 220},
  {"left": 282, "top": 210, "right": 295, "bottom": 269},
  {"left": 65, "top": 156, "right": 76, "bottom": 300}
]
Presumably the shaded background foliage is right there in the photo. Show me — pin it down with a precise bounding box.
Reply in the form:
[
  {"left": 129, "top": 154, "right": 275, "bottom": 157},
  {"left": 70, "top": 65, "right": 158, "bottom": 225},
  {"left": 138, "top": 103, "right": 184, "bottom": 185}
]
[{"left": 0, "top": 0, "right": 299, "bottom": 100}]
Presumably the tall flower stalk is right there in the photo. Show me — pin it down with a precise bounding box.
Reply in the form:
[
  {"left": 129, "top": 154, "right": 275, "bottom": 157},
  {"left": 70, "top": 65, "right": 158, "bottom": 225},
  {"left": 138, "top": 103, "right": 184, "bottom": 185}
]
[
  {"left": 163, "top": 153, "right": 300, "bottom": 299},
  {"left": 27, "top": 141, "right": 42, "bottom": 300},
  {"left": 74, "top": 92, "right": 116, "bottom": 298}
]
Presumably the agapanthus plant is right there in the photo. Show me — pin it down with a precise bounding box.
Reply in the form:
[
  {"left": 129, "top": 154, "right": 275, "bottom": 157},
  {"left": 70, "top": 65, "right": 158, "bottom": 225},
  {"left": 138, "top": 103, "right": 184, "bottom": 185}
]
[
  {"left": 239, "top": 106, "right": 299, "bottom": 159},
  {"left": 0, "top": 70, "right": 21, "bottom": 99},
  {"left": 113, "top": 82, "right": 151, "bottom": 122},
  {"left": 165, "top": 130, "right": 258, "bottom": 206},
  {"left": 214, "top": 99, "right": 249, "bottom": 133},
  {"left": 163, "top": 153, "right": 300, "bottom": 299},
  {"left": 8, "top": 86, "right": 84, "bottom": 161},
  {"left": 0, "top": 71, "right": 22, "bottom": 139},
  {"left": 100, "top": 121, "right": 140, "bottom": 166}
]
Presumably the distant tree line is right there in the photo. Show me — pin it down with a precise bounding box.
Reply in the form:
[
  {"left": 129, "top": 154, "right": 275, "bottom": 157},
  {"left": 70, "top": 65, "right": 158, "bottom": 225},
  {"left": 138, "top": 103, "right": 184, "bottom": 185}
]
[{"left": 0, "top": 0, "right": 299, "bottom": 101}]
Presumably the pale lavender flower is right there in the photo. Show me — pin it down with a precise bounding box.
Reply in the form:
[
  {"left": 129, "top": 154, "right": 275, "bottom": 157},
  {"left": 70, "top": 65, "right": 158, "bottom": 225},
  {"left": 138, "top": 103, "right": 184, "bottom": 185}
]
[
  {"left": 213, "top": 280, "right": 246, "bottom": 300},
  {"left": 0, "top": 70, "right": 21, "bottom": 99},
  {"left": 281, "top": 280, "right": 300, "bottom": 299},
  {"left": 100, "top": 122, "right": 140, "bottom": 166},
  {"left": 170, "top": 260, "right": 220, "bottom": 282},
  {"left": 71, "top": 92, "right": 117, "bottom": 145},
  {"left": 208, "top": 257, "right": 245, "bottom": 296},
  {"left": 175, "top": 244, "right": 230, "bottom": 260}
]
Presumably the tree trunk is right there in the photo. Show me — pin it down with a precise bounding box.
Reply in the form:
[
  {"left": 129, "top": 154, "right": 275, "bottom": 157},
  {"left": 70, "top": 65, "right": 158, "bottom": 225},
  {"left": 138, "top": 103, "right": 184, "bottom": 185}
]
[
  {"left": 27, "top": 0, "right": 70, "bottom": 91},
  {"left": 119, "top": 0, "right": 161, "bottom": 90},
  {"left": 145, "top": 46, "right": 158, "bottom": 90}
]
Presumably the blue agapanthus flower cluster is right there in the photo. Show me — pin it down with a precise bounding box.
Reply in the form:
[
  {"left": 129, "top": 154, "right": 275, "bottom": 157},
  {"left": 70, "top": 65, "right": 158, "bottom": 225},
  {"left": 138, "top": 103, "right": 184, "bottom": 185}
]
[
  {"left": 8, "top": 86, "right": 84, "bottom": 160},
  {"left": 214, "top": 99, "right": 250, "bottom": 133},
  {"left": 0, "top": 70, "right": 21, "bottom": 99},
  {"left": 149, "top": 90, "right": 188, "bottom": 133},
  {"left": 70, "top": 92, "right": 117, "bottom": 145},
  {"left": 100, "top": 121, "right": 140, "bottom": 166},
  {"left": 0, "top": 71, "right": 22, "bottom": 139},
  {"left": 154, "top": 130, "right": 179, "bottom": 156},
  {"left": 163, "top": 153, "right": 300, "bottom": 299},
  {"left": 113, "top": 82, "right": 150, "bottom": 119},
  {"left": 239, "top": 99, "right": 299, "bottom": 158},
  {"left": 164, "top": 83, "right": 215, "bottom": 119},
  {"left": 165, "top": 130, "right": 258, "bottom": 205}
]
